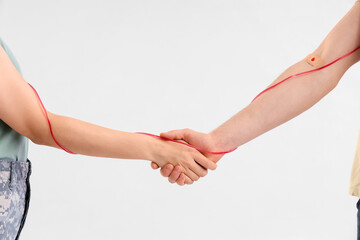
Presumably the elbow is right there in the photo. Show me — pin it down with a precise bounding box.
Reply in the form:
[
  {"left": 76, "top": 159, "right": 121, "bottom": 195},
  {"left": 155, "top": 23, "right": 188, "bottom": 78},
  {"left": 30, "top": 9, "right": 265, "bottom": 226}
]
[
  {"left": 314, "top": 60, "right": 342, "bottom": 93},
  {"left": 26, "top": 113, "right": 53, "bottom": 146},
  {"left": 27, "top": 127, "right": 48, "bottom": 146},
  {"left": 30, "top": 133, "right": 47, "bottom": 146},
  {"left": 9, "top": 119, "right": 47, "bottom": 145},
  {"left": 328, "top": 78, "right": 340, "bottom": 92}
]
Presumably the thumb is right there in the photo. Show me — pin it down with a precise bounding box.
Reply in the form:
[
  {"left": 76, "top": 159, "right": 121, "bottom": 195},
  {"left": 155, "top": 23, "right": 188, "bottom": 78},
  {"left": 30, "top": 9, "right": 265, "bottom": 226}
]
[{"left": 160, "top": 129, "right": 187, "bottom": 140}]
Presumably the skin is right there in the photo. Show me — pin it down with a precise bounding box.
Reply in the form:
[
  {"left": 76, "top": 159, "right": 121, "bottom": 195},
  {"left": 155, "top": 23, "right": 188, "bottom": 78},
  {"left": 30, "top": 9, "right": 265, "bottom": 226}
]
[
  {"left": 0, "top": 39, "right": 218, "bottom": 184},
  {"left": 152, "top": 1, "right": 360, "bottom": 185}
]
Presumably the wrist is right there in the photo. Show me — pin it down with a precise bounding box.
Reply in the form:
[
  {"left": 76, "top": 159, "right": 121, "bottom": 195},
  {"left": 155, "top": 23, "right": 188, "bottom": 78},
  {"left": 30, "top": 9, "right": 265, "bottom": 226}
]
[
  {"left": 132, "top": 133, "right": 160, "bottom": 162},
  {"left": 209, "top": 130, "right": 235, "bottom": 152},
  {"left": 142, "top": 135, "right": 164, "bottom": 163}
]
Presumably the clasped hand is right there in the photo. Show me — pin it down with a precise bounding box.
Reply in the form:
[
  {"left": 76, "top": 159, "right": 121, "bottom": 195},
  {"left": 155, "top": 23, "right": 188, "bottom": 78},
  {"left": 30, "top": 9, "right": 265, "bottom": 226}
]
[{"left": 150, "top": 129, "right": 224, "bottom": 186}]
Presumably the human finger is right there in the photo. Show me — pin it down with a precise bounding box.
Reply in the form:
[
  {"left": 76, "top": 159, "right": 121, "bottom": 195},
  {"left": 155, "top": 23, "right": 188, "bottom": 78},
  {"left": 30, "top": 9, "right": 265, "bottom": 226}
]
[
  {"left": 168, "top": 165, "right": 182, "bottom": 183},
  {"left": 160, "top": 164, "right": 174, "bottom": 177}
]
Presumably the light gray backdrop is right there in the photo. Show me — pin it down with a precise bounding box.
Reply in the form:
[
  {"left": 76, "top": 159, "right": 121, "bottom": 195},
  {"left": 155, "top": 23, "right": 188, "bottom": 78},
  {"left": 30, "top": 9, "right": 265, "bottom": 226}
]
[{"left": 1, "top": 0, "right": 359, "bottom": 239}]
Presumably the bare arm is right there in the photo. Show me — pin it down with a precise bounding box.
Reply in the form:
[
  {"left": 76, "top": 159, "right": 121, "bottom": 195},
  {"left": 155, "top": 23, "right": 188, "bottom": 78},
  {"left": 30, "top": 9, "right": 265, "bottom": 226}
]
[
  {"left": 0, "top": 45, "right": 217, "bottom": 183},
  {"left": 154, "top": 1, "right": 360, "bottom": 184},
  {"left": 43, "top": 112, "right": 218, "bottom": 172},
  {"left": 211, "top": 1, "right": 360, "bottom": 152}
]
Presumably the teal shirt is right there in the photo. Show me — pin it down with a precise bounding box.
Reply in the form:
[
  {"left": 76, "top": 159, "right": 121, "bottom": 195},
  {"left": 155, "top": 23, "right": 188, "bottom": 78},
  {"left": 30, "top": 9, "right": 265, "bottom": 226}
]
[{"left": 0, "top": 38, "right": 29, "bottom": 162}]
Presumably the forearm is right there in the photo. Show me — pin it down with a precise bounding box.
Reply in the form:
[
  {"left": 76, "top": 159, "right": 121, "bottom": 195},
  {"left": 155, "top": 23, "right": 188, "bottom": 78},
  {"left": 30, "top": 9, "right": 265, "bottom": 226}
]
[
  {"left": 37, "top": 111, "right": 156, "bottom": 161},
  {"left": 210, "top": 2, "right": 360, "bottom": 151},
  {"left": 36, "top": 111, "right": 217, "bottom": 181},
  {"left": 211, "top": 59, "right": 350, "bottom": 150}
]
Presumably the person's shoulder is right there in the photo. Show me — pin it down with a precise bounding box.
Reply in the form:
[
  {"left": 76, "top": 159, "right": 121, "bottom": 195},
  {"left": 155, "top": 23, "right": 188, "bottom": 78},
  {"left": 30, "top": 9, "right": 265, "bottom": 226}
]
[
  {"left": 0, "top": 38, "right": 10, "bottom": 53},
  {"left": 0, "top": 38, "right": 23, "bottom": 75},
  {"left": 0, "top": 38, "right": 5, "bottom": 48}
]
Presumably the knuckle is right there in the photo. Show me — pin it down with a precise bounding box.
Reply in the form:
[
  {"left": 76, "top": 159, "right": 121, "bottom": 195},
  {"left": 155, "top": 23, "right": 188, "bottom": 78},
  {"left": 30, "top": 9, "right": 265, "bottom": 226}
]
[
  {"left": 185, "top": 147, "right": 194, "bottom": 154},
  {"left": 184, "top": 158, "right": 192, "bottom": 166},
  {"left": 190, "top": 149, "right": 198, "bottom": 156},
  {"left": 183, "top": 128, "right": 191, "bottom": 136}
]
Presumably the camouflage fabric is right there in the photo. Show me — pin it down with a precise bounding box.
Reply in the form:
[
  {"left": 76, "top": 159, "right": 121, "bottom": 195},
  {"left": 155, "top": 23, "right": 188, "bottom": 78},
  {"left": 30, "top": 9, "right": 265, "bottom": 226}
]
[{"left": 0, "top": 158, "right": 32, "bottom": 240}]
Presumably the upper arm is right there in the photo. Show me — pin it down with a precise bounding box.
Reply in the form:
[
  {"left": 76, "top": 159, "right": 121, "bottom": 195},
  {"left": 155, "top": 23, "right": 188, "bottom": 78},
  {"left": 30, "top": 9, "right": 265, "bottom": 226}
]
[{"left": 0, "top": 45, "right": 48, "bottom": 144}]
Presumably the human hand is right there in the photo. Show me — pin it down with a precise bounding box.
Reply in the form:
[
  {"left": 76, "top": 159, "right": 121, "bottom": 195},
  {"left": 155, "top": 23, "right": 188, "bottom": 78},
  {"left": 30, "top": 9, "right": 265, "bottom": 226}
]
[
  {"left": 148, "top": 133, "right": 217, "bottom": 184},
  {"left": 151, "top": 129, "right": 224, "bottom": 185}
]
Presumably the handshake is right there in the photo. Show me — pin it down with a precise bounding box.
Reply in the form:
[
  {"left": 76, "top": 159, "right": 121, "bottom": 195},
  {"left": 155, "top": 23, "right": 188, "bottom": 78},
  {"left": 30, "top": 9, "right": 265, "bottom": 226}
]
[{"left": 146, "top": 128, "right": 230, "bottom": 186}]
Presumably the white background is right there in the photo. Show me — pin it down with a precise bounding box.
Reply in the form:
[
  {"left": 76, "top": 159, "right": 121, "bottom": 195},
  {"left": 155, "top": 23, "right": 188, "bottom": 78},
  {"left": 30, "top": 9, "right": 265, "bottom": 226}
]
[{"left": 1, "top": 0, "right": 360, "bottom": 239}]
